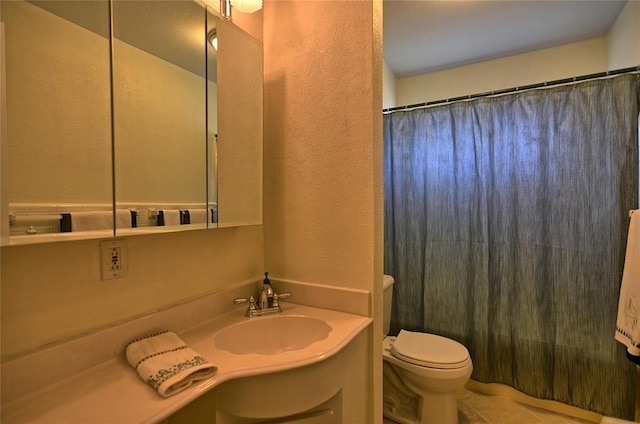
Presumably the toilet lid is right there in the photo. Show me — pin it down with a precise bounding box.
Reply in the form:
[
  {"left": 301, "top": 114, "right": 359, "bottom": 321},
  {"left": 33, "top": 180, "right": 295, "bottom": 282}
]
[{"left": 390, "top": 330, "right": 470, "bottom": 369}]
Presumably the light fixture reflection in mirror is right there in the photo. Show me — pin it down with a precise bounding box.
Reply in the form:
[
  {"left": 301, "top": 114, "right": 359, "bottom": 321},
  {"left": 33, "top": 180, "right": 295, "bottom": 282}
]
[{"left": 209, "top": 30, "right": 218, "bottom": 50}]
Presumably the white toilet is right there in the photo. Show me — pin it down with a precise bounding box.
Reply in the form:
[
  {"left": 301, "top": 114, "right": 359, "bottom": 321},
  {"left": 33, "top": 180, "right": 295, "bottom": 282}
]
[{"left": 383, "top": 275, "right": 473, "bottom": 424}]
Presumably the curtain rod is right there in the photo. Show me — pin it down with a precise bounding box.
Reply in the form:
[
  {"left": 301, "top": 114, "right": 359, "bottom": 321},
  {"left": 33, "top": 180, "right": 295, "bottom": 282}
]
[{"left": 383, "top": 65, "right": 640, "bottom": 114}]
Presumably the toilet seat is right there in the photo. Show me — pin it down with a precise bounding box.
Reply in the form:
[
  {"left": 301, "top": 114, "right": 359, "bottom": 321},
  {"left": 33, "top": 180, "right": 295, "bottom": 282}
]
[{"left": 390, "top": 330, "right": 471, "bottom": 369}]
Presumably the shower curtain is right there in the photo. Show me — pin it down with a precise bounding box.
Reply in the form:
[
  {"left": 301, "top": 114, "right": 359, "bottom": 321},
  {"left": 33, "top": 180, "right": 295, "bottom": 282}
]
[{"left": 383, "top": 74, "right": 639, "bottom": 419}]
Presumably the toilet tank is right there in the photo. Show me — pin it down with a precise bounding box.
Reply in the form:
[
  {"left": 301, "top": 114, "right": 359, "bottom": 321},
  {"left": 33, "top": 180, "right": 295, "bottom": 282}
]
[{"left": 383, "top": 275, "right": 395, "bottom": 336}]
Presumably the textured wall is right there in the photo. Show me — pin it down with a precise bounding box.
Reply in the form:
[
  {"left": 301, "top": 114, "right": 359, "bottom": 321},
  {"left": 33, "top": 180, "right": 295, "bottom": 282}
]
[
  {"left": 263, "top": 0, "right": 382, "bottom": 289},
  {"left": 263, "top": 1, "right": 383, "bottom": 422}
]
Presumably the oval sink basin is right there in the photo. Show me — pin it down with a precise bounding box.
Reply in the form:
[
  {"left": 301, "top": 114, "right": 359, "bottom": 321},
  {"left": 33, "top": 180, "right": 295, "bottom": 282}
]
[{"left": 214, "top": 315, "right": 332, "bottom": 355}]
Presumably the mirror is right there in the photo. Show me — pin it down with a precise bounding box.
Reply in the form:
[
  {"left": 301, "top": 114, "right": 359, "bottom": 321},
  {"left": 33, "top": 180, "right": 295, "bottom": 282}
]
[
  {"left": 112, "top": 1, "right": 209, "bottom": 235},
  {"left": 215, "top": 13, "right": 263, "bottom": 228},
  {"left": 0, "top": 0, "right": 263, "bottom": 245},
  {"left": 1, "top": 0, "right": 113, "bottom": 244}
]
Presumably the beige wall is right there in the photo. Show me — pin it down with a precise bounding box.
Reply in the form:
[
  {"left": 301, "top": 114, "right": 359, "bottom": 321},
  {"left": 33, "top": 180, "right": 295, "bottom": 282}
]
[
  {"left": 4, "top": 0, "right": 211, "bottom": 207},
  {"left": 607, "top": 0, "right": 640, "bottom": 70},
  {"left": 1, "top": 226, "right": 264, "bottom": 359},
  {"left": 263, "top": 0, "right": 381, "bottom": 289},
  {"left": 3, "top": 1, "right": 112, "bottom": 204},
  {"left": 383, "top": 60, "right": 397, "bottom": 109},
  {"left": 388, "top": 3, "right": 639, "bottom": 109},
  {"left": 113, "top": 38, "right": 207, "bottom": 204},
  {"left": 395, "top": 37, "right": 608, "bottom": 107},
  {"left": 263, "top": 0, "right": 383, "bottom": 421}
]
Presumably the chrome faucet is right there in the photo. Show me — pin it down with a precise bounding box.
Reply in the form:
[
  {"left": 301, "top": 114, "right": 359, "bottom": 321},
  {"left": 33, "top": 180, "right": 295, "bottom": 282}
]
[{"left": 234, "top": 272, "right": 291, "bottom": 317}]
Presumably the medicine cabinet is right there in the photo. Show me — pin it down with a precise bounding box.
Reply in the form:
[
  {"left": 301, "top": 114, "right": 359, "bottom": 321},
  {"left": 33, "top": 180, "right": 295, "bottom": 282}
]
[{"left": 0, "top": 0, "right": 263, "bottom": 246}]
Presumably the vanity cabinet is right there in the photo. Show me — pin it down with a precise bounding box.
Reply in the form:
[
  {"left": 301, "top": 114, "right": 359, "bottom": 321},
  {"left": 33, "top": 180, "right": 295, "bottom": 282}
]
[{"left": 163, "top": 331, "right": 370, "bottom": 424}]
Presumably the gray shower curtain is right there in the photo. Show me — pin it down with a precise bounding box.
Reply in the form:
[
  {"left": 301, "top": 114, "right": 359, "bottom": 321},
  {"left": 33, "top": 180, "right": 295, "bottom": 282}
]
[{"left": 383, "top": 74, "right": 639, "bottom": 419}]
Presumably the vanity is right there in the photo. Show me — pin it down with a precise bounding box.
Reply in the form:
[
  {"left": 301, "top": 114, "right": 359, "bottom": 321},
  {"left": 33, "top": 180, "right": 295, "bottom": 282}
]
[
  {"left": 0, "top": 279, "right": 372, "bottom": 423},
  {"left": 1, "top": 3, "right": 374, "bottom": 422}
]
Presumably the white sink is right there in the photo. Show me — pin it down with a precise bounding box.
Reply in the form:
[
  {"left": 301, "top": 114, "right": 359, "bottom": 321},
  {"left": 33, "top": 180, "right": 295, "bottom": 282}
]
[{"left": 214, "top": 315, "right": 332, "bottom": 355}]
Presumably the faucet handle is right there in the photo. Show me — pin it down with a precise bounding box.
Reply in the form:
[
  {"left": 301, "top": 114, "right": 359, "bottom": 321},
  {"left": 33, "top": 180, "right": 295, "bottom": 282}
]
[
  {"left": 246, "top": 296, "right": 257, "bottom": 316},
  {"left": 234, "top": 296, "right": 258, "bottom": 307},
  {"left": 235, "top": 296, "right": 258, "bottom": 317},
  {"left": 272, "top": 292, "right": 291, "bottom": 308}
]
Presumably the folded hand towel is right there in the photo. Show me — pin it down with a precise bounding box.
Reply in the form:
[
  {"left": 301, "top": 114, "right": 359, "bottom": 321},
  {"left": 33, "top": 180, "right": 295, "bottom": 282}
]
[
  {"left": 126, "top": 331, "right": 217, "bottom": 397},
  {"left": 615, "top": 210, "right": 640, "bottom": 355}
]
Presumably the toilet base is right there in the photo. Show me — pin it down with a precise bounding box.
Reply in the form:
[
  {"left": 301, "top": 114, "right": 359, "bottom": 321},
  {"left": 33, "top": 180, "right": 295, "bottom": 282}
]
[
  {"left": 383, "top": 406, "right": 418, "bottom": 424},
  {"left": 383, "top": 390, "right": 460, "bottom": 424},
  {"left": 383, "top": 361, "right": 420, "bottom": 424},
  {"left": 383, "top": 361, "right": 460, "bottom": 424},
  {"left": 419, "top": 391, "right": 459, "bottom": 424}
]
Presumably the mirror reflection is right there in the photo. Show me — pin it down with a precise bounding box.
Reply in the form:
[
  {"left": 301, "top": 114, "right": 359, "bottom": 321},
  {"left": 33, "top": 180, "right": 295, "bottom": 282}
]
[
  {"left": 1, "top": 0, "right": 263, "bottom": 245},
  {"left": 1, "top": 0, "right": 113, "bottom": 244},
  {"left": 215, "top": 15, "right": 263, "bottom": 228},
  {"left": 112, "top": 1, "right": 211, "bottom": 235}
]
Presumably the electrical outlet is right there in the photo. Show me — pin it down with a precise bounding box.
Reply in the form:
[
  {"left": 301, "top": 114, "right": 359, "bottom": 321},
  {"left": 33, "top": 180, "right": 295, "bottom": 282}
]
[{"left": 101, "top": 239, "right": 128, "bottom": 280}]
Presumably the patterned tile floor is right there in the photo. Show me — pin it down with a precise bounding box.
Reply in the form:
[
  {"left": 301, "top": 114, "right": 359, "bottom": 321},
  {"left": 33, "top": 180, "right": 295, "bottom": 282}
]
[{"left": 384, "top": 387, "right": 595, "bottom": 424}]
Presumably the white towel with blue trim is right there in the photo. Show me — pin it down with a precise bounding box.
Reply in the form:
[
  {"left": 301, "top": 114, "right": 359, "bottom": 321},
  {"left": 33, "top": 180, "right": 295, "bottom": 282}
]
[
  {"left": 125, "top": 331, "right": 217, "bottom": 397},
  {"left": 615, "top": 210, "right": 640, "bottom": 355}
]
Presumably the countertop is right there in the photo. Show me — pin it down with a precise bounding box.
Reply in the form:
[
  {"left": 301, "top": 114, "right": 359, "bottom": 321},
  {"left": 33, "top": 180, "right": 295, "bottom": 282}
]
[{"left": 1, "top": 299, "right": 371, "bottom": 424}]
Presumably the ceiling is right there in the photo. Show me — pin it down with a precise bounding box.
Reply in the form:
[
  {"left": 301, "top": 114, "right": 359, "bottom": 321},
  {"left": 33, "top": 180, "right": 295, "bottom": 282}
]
[{"left": 383, "top": 0, "right": 628, "bottom": 78}]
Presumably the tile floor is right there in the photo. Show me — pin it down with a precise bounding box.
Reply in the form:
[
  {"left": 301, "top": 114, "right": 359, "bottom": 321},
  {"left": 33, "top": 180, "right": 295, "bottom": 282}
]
[{"left": 383, "top": 387, "right": 595, "bottom": 424}]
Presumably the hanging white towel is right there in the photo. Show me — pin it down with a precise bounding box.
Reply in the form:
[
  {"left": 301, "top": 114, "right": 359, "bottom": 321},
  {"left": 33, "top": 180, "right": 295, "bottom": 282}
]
[
  {"left": 115, "top": 209, "right": 133, "bottom": 229},
  {"left": 160, "top": 210, "right": 181, "bottom": 226},
  {"left": 615, "top": 210, "right": 640, "bottom": 355},
  {"left": 70, "top": 210, "right": 133, "bottom": 231},
  {"left": 125, "top": 331, "right": 217, "bottom": 397},
  {"left": 187, "top": 209, "right": 207, "bottom": 224},
  {"left": 70, "top": 211, "right": 112, "bottom": 232}
]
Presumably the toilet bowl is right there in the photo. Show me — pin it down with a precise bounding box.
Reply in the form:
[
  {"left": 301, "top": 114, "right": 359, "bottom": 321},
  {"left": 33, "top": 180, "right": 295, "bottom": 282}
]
[{"left": 382, "top": 275, "right": 472, "bottom": 424}]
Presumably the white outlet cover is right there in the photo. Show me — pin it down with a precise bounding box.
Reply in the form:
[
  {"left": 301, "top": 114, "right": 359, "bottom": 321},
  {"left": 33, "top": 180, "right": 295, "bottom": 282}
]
[{"left": 100, "top": 239, "right": 128, "bottom": 280}]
